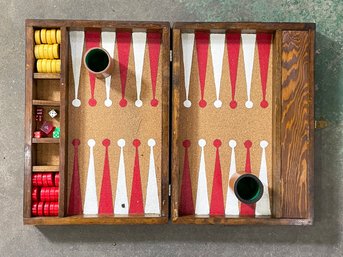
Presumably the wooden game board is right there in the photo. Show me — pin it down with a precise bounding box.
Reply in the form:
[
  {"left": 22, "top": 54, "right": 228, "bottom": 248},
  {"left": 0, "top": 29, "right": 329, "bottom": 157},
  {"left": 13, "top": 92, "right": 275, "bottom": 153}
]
[
  {"left": 24, "top": 20, "right": 315, "bottom": 225},
  {"left": 172, "top": 22, "right": 315, "bottom": 225},
  {"left": 24, "top": 20, "right": 170, "bottom": 224}
]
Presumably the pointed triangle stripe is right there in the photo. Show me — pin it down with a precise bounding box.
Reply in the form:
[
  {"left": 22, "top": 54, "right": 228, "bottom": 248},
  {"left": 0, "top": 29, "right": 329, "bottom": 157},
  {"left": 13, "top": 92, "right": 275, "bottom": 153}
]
[
  {"left": 129, "top": 139, "right": 144, "bottom": 214},
  {"left": 147, "top": 32, "right": 161, "bottom": 107},
  {"left": 68, "top": 139, "right": 82, "bottom": 215},
  {"left": 117, "top": 32, "right": 132, "bottom": 107},
  {"left": 99, "top": 139, "right": 114, "bottom": 214},
  {"left": 240, "top": 140, "right": 255, "bottom": 216},
  {"left": 226, "top": 33, "right": 240, "bottom": 109},
  {"left": 85, "top": 31, "right": 101, "bottom": 107},
  {"left": 210, "top": 139, "right": 224, "bottom": 215},
  {"left": 195, "top": 32, "right": 209, "bottom": 108},
  {"left": 256, "top": 33, "right": 272, "bottom": 108},
  {"left": 180, "top": 140, "right": 194, "bottom": 215}
]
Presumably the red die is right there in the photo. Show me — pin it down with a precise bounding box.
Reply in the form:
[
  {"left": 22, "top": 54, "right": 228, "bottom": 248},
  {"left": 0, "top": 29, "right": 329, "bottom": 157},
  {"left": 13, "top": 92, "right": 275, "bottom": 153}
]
[
  {"left": 40, "top": 121, "right": 54, "bottom": 135},
  {"left": 33, "top": 131, "right": 43, "bottom": 138}
]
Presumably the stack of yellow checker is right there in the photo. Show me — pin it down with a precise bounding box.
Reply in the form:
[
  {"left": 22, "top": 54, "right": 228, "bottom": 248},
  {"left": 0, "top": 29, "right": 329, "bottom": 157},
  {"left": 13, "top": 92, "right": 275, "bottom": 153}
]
[{"left": 34, "top": 29, "right": 61, "bottom": 73}]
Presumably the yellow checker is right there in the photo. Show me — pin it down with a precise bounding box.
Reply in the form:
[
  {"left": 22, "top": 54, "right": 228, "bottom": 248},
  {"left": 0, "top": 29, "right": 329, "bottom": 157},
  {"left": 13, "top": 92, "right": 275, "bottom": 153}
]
[
  {"left": 52, "top": 44, "right": 59, "bottom": 59},
  {"left": 51, "top": 59, "right": 56, "bottom": 73},
  {"left": 46, "top": 60, "right": 52, "bottom": 73},
  {"left": 46, "top": 30, "right": 52, "bottom": 44},
  {"left": 36, "top": 60, "right": 42, "bottom": 73},
  {"left": 42, "top": 59, "right": 47, "bottom": 73},
  {"left": 38, "top": 45, "right": 44, "bottom": 59},
  {"left": 48, "top": 45, "right": 54, "bottom": 59},
  {"left": 56, "top": 59, "right": 61, "bottom": 73},
  {"left": 40, "top": 29, "right": 47, "bottom": 44},
  {"left": 34, "top": 30, "right": 41, "bottom": 45},
  {"left": 43, "top": 44, "right": 49, "bottom": 59},
  {"left": 56, "top": 29, "right": 61, "bottom": 44},
  {"left": 50, "top": 29, "right": 56, "bottom": 44},
  {"left": 34, "top": 45, "right": 40, "bottom": 59}
]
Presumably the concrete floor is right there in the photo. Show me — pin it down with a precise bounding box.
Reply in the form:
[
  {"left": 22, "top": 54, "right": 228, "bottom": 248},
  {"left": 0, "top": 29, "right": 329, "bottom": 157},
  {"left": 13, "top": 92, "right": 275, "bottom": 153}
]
[{"left": 1, "top": 0, "right": 342, "bottom": 256}]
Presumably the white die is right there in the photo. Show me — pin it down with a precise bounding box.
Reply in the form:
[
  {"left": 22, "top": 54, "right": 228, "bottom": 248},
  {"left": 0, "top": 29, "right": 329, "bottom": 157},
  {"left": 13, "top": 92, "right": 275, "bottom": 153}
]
[{"left": 49, "top": 109, "right": 58, "bottom": 118}]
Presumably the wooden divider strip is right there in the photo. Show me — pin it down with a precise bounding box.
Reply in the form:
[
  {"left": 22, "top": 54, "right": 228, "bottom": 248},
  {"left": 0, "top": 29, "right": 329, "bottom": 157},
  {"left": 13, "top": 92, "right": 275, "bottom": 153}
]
[{"left": 59, "top": 26, "right": 69, "bottom": 217}]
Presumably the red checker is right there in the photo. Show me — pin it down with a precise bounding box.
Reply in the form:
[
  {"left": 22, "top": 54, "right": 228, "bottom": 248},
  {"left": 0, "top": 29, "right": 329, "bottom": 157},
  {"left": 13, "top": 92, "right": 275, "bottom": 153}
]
[
  {"left": 32, "top": 174, "right": 38, "bottom": 186},
  {"left": 42, "top": 174, "right": 49, "bottom": 187},
  {"left": 40, "top": 187, "right": 48, "bottom": 201},
  {"left": 52, "top": 202, "right": 59, "bottom": 216},
  {"left": 47, "top": 173, "right": 55, "bottom": 186},
  {"left": 31, "top": 187, "right": 40, "bottom": 201},
  {"left": 37, "top": 202, "right": 44, "bottom": 216},
  {"left": 54, "top": 173, "right": 59, "bottom": 187},
  {"left": 43, "top": 202, "right": 50, "bottom": 216},
  {"left": 49, "top": 203, "right": 54, "bottom": 216},
  {"left": 54, "top": 188, "right": 59, "bottom": 201},
  {"left": 36, "top": 173, "right": 43, "bottom": 186},
  {"left": 31, "top": 202, "right": 38, "bottom": 216},
  {"left": 50, "top": 188, "right": 57, "bottom": 201}
]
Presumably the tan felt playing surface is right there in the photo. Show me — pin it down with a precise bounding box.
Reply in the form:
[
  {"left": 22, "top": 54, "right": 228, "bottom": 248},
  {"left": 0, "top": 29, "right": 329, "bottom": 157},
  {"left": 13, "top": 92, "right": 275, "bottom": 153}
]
[
  {"left": 178, "top": 32, "right": 273, "bottom": 214},
  {"left": 67, "top": 29, "right": 163, "bottom": 215}
]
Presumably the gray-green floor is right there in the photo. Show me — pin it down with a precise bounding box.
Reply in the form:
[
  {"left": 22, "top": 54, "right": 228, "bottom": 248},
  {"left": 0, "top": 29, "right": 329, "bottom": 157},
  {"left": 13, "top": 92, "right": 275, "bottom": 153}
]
[{"left": 1, "top": 0, "right": 342, "bottom": 256}]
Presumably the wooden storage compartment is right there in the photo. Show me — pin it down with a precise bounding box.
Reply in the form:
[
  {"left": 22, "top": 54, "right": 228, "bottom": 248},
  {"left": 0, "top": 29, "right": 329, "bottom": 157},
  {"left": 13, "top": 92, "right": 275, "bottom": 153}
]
[
  {"left": 32, "top": 143, "right": 60, "bottom": 166},
  {"left": 24, "top": 20, "right": 169, "bottom": 225},
  {"left": 33, "top": 79, "right": 60, "bottom": 101},
  {"left": 24, "top": 23, "right": 66, "bottom": 222},
  {"left": 171, "top": 22, "right": 315, "bottom": 225}
]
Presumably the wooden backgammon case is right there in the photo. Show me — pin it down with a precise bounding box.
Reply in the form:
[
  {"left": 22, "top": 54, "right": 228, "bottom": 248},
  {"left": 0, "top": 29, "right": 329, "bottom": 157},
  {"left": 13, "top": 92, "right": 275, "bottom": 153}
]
[{"left": 24, "top": 20, "right": 315, "bottom": 225}]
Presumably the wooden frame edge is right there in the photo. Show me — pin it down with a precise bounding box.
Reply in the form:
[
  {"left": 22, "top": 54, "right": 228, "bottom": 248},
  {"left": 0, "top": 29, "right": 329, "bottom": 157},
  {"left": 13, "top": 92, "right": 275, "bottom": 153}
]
[
  {"left": 173, "top": 22, "right": 315, "bottom": 31},
  {"left": 23, "top": 24, "right": 34, "bottom": 219},
  {"left": 24, "top": 216, "right": 168, "bottom": 225}
]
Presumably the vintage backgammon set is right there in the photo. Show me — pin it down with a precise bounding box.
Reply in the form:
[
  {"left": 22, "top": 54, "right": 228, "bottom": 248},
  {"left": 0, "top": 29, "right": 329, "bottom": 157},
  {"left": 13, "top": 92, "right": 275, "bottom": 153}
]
[{"left": 24, "top": 20, "right": 315, "bottom": 225}]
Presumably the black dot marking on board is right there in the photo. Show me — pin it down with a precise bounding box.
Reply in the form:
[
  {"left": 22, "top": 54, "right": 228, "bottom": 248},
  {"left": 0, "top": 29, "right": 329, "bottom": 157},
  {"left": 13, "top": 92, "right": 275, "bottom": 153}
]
[{"left": 121, "top": 204, "right": 125, "bottom": 208}]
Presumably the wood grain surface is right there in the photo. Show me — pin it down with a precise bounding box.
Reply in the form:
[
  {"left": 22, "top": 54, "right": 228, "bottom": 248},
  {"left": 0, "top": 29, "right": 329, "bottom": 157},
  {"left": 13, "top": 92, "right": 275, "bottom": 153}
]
[{"left": 280, "top": 30, "right": 312, "bottom": 219}]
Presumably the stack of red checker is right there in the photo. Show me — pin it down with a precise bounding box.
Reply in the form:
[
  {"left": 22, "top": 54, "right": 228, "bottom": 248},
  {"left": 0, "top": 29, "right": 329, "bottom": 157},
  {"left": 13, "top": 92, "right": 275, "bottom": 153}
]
[{"left": 31, "top": 172, "right": 59, "bottom": 216}]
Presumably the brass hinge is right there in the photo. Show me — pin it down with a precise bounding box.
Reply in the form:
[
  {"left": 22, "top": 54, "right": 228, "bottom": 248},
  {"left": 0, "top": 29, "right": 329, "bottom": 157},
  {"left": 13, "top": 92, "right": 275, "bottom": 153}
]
[{"left": 315, "top": 119, "right": 329, "bottom": 129}]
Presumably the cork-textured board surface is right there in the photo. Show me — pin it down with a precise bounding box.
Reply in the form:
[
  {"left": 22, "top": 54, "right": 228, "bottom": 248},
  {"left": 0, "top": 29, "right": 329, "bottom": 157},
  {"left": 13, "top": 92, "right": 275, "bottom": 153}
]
[
  {"left": 67, "top": 28, "right": 164, "bottom": 216},
  {"left": 177, "top": 31, "right": 273, "bottom": 216}
]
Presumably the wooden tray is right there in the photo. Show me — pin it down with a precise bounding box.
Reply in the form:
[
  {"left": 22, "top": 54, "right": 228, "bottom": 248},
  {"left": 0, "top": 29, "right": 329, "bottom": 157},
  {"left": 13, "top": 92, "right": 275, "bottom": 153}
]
[
  {"left": 24, "top": 20, "right": 170, "bottom": 225},
  {"left": 24, "top": 20, "right": 315, "bottom": 225},
  {"left": 171, "top": 22, "right": 315, "bottom": 225}
]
